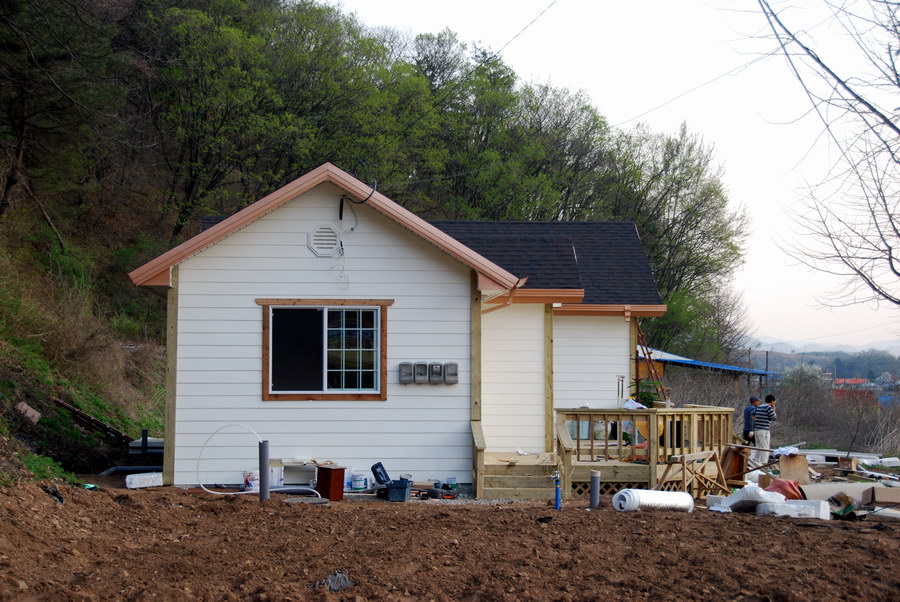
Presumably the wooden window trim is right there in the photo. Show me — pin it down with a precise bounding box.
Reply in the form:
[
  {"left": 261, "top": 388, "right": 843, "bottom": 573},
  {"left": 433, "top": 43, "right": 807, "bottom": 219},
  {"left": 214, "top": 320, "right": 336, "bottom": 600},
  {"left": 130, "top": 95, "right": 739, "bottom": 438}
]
[{"left": 256, "top": 299, "right": 394, "bottom": 401}]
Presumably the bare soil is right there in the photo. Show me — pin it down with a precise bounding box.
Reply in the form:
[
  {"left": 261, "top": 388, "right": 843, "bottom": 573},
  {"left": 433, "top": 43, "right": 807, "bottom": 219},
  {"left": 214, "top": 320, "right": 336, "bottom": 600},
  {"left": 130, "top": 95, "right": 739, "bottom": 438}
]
[{"left": 0, "top": 477, "right": 897, "bottom": 601}]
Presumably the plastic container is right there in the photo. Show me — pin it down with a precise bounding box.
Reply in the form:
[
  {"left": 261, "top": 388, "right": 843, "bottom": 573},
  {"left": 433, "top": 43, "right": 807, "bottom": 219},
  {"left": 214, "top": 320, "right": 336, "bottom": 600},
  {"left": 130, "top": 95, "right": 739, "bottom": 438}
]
[
  {"left": 242, "top": 470, "right": 260, "bottom": 492},
  {"left": 385, "top": 478, "right": 412, "bottom": 502},
  {"left": 351, "top": 473, "right": 367, "bottom": 491}
]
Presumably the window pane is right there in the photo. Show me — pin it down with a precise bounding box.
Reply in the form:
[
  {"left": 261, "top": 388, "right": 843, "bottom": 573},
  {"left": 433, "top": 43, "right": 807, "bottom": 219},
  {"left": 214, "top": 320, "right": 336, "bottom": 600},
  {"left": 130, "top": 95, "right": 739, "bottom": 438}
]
[
  {"left": 327, "top": 350, "right": 342, "bottom": 370},
  {"left": 360, "top": 351, "right": 375, "bottom": 370},
  {"left": 327, "top": 311, "right": 343, "bottom": 328},
  {"left": 344, "top": 310, "right": 360, "bottom": 328},
  {"left": 345, "top": 351, "right": 360, "bottom": 369},
  {"left": 361, "top": 311, "right": 375, "bottom": 328},
  {"left": 359, "top": 330, "right": 375, "bottom": 350},
  {"left": 271, "top": 308, "right": 323, "bottom": 392},
  {"left": 360, "top": 372, "right": 375, "bottom": 389},
  {"left": 327, "top": 371, "right": 341, "bottom": 389},
  {"left": 343, "top": 371, "right": 359, "bottom": 389}
]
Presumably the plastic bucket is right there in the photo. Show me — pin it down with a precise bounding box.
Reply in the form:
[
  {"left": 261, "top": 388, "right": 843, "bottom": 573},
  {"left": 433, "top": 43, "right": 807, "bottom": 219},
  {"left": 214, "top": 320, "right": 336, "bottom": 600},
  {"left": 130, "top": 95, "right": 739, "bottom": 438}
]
[
  {"left": 351, "top": 473, "right": 367, "bottom": 491},
  {"left": 446, "top": 476, "right": 458, "bottom": 490},
  {"left": 242, "top": 470, "right": 260, "bottom": 492},
  {"left": 344, "top": 467, "right": 354, "bottom": 491}
]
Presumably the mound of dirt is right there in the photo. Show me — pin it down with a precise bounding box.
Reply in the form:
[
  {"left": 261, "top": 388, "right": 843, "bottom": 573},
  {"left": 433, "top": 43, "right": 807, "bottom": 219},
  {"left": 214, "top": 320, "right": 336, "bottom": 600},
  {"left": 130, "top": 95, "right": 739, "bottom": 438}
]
[{"left": 0, "top": 481, "right": 897, "bottom": 600}]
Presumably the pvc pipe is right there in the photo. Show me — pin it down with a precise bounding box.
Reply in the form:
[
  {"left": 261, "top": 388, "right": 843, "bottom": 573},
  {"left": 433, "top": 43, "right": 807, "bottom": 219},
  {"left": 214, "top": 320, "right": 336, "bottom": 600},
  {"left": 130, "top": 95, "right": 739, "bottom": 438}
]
[
  {"left": 589, "top": 470, "right": 602, "bottom": 508},
  {"left": 259, "top": 440, "right": 270, "bottom": 502},
  {"left": 612, "top": 489, "right": 694, "bottom": 513}
]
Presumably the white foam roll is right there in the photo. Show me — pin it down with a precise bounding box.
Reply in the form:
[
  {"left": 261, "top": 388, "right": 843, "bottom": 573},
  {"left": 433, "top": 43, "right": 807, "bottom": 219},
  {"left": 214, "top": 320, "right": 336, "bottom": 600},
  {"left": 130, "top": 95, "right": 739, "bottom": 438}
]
[{"left": 612, "top": 488, "right": 694, "bottom": 512}]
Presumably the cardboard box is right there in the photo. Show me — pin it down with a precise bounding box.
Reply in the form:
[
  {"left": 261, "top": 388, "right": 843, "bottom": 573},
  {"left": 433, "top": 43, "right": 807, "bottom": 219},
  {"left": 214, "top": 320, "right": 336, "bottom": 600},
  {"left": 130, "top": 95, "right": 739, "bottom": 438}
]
[{"left": 859, "top": 486, "right": 900, "bottom": 508}]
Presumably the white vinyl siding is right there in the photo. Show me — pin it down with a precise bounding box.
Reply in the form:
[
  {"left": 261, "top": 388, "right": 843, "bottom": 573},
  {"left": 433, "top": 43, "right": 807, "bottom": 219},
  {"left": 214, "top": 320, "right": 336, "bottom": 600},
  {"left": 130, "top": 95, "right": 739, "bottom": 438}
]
[
  {"left": 553, "top": 315, "right": 631, "bottom": 409},
  {"left": 173, "top": 183, "right": 473, "bottom": 486},
  {"left": 481, "top": 304, "right": 546, "bottom": 452}
]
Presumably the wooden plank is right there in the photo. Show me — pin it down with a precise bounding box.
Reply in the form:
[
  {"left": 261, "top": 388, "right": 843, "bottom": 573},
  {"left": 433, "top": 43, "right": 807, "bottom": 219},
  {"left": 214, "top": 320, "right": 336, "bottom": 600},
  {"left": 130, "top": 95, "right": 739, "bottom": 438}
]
[
  {"left": 544, "top": 304, "right": 553, "bottom": 453},
  {"left": 164, "top": 266, "right": 179, "bottom": 486},
  {"left": 571, "top": 463, "right": 650, "bottom": 482},
  {"left": 482, "top": 487, "right": 555, "bottom": 501},
  {"left": 779, "top": 454, "right": 811, "bottom": 485},
  {"left": 484, "top": 474, "right": 556, "bottom": 488},
  {"left": 471, "top": 281, "right": 481, "bottom": 421}
]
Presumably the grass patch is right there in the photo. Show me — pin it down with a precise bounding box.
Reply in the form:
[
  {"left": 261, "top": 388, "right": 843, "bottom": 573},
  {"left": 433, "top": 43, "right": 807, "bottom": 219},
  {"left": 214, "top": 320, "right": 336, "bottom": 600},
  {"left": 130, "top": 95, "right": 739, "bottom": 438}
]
[{"left": 20, "top": 453, "right": 79, "bottom": 483}]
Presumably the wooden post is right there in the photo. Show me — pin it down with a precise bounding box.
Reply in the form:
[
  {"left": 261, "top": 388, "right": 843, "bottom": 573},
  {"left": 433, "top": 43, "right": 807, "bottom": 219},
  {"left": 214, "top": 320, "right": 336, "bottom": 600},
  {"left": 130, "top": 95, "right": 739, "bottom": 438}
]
[
  {"left": 544, "top": 305, "right": 554, "bottom": 452},
  {"left": 163, "top": 266, "right": 178, "bottom": 486},
  {"left": 648, "top": 409, "right": 659, "bottom": 489}
]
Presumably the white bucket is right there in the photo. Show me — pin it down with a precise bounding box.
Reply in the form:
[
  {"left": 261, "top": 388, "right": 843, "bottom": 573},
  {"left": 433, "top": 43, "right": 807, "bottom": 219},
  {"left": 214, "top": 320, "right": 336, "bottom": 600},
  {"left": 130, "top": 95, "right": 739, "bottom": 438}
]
[
  {"left": 351, "top": 473, "right": 367, "bottom": 491},
  {"left": 242, "top": 470, "right": 260, "bottom": 492}
]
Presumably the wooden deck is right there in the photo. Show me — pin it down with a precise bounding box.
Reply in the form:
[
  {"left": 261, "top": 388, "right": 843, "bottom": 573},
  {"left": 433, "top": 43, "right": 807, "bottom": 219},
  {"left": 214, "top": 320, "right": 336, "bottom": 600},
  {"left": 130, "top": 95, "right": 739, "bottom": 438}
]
[{"left": 472, "top": 405, "right": 736, "bottom": 500}]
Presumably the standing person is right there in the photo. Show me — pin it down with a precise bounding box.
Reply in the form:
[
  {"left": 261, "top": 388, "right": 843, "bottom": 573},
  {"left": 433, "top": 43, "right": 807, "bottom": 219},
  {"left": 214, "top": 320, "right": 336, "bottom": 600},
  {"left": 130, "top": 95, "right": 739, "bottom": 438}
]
[
  {"left": 742, "top": 396, "right": 760, "bottom": 445},
  {"left": 753, "top": 394, "right": 777, "bottom": 465}
]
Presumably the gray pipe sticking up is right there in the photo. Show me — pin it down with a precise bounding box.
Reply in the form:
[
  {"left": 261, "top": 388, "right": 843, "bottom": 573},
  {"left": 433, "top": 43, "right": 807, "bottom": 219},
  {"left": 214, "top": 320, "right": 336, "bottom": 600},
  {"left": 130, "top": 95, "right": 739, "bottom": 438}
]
[{"left": 259, "top": 440, "right": 270, "bottom": 501}]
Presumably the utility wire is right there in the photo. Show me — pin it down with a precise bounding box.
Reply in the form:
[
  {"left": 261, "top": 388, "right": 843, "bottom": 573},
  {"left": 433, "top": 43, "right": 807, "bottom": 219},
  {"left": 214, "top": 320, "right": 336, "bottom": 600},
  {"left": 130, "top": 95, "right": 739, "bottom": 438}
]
[{"left": 612, "top": 48, "right": 780, "bottom": 128}]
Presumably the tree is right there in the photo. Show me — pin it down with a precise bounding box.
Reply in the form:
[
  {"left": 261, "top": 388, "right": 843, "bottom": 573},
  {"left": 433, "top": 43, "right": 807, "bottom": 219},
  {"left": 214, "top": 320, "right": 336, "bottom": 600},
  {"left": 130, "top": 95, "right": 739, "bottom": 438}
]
[
  {"left": 757, "top": 0, "right": 900, "bottom": 308},
  {"left": 0, "top": 0, "right": 125, "bottom": 235}
]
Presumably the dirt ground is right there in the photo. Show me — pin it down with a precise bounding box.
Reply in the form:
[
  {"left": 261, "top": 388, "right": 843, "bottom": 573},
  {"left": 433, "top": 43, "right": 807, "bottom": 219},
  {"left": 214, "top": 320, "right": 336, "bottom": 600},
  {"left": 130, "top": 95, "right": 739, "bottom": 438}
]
[{"left": 0, "top": 477, "right": 897, "bottom": 601}]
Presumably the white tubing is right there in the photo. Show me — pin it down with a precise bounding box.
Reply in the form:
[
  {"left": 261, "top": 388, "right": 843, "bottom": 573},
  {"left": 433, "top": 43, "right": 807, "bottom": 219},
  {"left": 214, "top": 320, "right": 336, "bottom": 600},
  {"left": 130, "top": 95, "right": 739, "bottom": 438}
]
[{"left": 612, "top": 489, "right": 694, "bottom": 512}]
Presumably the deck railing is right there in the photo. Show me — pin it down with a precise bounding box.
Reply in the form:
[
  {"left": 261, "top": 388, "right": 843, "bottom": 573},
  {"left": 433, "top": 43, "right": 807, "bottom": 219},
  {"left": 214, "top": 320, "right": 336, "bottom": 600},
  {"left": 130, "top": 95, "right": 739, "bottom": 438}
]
[{"left": 555, "top": 405, "right": 734, "bottom": 494}]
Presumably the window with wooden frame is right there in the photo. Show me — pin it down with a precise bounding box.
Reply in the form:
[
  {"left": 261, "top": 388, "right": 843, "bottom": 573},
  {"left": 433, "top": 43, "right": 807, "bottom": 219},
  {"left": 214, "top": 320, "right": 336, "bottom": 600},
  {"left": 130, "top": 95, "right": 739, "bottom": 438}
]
[{"left": 256, "top": 299, "right": 393, "bottom": 400}]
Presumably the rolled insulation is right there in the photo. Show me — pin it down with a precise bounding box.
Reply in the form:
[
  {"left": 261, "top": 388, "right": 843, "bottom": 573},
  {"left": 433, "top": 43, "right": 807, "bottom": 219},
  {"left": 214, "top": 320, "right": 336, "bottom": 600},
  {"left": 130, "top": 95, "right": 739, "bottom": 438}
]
[{"left": 612, "top": 488, "right": 694, "bottom": 512}]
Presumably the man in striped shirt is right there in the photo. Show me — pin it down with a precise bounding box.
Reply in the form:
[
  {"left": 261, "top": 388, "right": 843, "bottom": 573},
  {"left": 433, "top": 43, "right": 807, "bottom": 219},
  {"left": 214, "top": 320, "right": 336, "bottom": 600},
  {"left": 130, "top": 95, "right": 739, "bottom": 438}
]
[{"left": 752, "top": 394, "right": 777, "bottom": 465}]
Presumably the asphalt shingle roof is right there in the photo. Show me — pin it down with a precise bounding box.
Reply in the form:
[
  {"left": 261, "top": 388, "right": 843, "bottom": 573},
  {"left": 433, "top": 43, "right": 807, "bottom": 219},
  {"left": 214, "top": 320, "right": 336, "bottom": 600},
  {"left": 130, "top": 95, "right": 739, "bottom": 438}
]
[{"left": 429, "top": 221, "right": 662, "bottom": 306}]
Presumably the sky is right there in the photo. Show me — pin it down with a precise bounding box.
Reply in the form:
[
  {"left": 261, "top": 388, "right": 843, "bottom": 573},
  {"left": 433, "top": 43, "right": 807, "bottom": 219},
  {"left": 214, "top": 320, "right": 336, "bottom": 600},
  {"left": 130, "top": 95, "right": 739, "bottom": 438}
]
[{"left": 330, "top": 0, "right": 899, "bottom": 349}]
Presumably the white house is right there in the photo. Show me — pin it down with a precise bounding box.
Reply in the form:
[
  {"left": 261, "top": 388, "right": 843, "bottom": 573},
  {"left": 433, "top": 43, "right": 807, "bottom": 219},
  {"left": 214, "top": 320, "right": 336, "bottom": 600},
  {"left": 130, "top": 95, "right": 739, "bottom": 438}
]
[{"left": 130, "top": 163, "right": 665, "bottom": 490}]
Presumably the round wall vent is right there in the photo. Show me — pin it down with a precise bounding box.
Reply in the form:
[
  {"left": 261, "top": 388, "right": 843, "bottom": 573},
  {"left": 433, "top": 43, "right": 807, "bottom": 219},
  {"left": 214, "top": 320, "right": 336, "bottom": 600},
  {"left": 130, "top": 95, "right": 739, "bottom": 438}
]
[{"left": 308, "top": 224, "right": 340, "bottom": 257}]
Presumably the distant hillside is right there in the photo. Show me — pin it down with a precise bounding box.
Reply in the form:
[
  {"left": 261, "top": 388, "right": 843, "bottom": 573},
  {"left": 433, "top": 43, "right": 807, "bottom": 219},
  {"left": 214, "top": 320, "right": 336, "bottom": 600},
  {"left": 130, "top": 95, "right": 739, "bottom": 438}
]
[
  {"left": 753, "top": 336, "right": 900, "bottom": 356},
  {"left": 741, "top": 339, "right": 900, "bottom": 378}
]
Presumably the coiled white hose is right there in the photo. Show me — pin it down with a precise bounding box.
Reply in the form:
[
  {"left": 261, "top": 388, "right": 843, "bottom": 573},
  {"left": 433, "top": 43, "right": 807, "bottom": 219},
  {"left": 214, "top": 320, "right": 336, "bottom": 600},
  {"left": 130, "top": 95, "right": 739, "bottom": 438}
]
[{"left": 612, "top": 489, "right": 694, "bottom": 512}]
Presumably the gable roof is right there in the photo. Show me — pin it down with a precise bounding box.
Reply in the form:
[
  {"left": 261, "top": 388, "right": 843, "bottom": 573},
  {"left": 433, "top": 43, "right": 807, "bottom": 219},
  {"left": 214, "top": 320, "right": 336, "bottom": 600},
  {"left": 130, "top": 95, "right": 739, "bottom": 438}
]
[
  {"left": 129, "top": 163, "right": 522, "bottom": 295},
  {"left": 430, "top": 221, "right": 664, "bottom": 314}
]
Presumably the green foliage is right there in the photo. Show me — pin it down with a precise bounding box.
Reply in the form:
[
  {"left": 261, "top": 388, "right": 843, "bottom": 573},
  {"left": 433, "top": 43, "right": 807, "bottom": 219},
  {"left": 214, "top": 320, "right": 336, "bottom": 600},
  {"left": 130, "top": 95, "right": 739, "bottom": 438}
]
[
  {"left": 20, "top": 453, "right": 78, "bottom": 483},
  {"left": 631, "top": 379, "right": 662, "bottom": 406}
]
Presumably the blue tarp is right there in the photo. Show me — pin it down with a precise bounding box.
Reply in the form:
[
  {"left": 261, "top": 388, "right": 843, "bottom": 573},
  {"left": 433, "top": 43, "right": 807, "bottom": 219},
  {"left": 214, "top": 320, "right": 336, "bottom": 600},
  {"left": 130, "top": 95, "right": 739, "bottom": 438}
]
[{"left": 639, "top": 347, "right": 777, "bottom": 377}]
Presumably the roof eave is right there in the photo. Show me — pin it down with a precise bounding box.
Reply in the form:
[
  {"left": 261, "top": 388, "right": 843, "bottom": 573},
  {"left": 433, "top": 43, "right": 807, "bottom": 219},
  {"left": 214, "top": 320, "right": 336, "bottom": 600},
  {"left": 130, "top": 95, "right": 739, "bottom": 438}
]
[
  {"left": 487, "top": 289, "right": 585, "bottom": 305},
  {"left": 553, "top": 304, "right": 667, "bottom": 317},
  {"left": 129, "top": 163, "right": 520, "bottom": 291}
]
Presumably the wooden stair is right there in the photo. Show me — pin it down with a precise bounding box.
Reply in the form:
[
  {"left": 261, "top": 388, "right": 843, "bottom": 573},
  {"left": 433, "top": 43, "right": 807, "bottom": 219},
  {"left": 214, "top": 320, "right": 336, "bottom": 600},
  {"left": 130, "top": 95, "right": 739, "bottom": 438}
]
[{"left": 482, "top": 462, "right": 558, "bottom": 500}]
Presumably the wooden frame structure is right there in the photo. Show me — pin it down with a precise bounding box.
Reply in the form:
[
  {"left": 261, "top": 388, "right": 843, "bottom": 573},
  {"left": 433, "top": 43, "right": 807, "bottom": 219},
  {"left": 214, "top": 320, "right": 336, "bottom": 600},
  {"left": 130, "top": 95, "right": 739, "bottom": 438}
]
[{"left": 472, "top": 405, "right": 734, "bottom": 499}]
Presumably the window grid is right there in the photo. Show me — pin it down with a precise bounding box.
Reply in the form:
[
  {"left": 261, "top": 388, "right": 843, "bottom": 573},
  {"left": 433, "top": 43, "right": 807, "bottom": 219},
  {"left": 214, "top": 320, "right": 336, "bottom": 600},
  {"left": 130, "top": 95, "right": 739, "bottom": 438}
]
[{"left": 325, "top": 308, "right": 379, "bottom": 392}]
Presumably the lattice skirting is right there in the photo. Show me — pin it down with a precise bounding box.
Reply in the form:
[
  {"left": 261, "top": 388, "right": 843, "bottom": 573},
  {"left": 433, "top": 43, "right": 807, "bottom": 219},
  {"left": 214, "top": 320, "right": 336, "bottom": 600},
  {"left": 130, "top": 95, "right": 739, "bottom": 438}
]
[
  {"left": 570, "top": 481, "right": 645, "bottom": 497},
  {"left": 569, "top": 479, "right": 689, "bottom": 497}
]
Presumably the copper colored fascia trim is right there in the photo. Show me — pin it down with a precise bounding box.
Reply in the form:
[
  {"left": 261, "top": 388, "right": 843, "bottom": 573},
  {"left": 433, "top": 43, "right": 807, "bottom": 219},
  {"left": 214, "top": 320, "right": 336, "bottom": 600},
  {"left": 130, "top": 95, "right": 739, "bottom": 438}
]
[
  {"left": 553, "top": 304, "right": 667, "bottom": 317},
  {"left": 486, "top": 289, "right": 585, "bottom": 305},
  {"left": 129, "top": 163, "right": 520, "bottom": 291}
]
